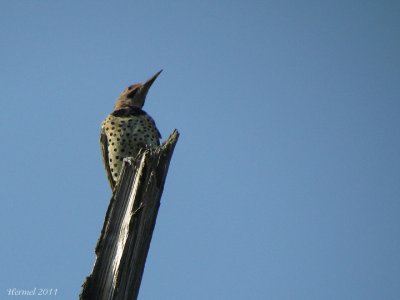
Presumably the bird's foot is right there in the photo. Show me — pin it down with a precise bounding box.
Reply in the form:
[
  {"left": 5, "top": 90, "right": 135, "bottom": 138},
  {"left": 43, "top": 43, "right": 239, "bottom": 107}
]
[{"left": 123, "top": 157, "right": 135, "bottom": 165}]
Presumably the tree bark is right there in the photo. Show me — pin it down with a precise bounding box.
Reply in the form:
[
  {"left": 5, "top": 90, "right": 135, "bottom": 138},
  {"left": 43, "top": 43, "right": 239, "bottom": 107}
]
[{"left": 80, "top": 130, "right": 179, "bottom": 300}]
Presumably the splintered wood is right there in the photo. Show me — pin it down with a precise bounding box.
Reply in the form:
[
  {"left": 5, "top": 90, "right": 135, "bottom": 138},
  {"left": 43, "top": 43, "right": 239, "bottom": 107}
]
[{"left": 80, "top": 130, "right": 179, "bottom": 300}]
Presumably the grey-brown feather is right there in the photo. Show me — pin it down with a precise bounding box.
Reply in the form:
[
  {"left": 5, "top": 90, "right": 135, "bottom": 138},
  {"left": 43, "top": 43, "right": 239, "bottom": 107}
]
[{"left": 100, "top": 128, "right": 116, "bottom": 190}]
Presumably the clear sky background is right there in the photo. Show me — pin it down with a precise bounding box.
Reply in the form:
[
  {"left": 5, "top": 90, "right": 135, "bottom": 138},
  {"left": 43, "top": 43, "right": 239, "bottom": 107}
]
[{"left": 1, "top": 1, "right": 399, "bottom": 299}]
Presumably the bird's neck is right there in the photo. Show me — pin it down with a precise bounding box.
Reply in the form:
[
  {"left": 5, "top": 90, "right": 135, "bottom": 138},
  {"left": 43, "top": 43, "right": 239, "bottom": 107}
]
[{"left": 112, "top": 107, "right": 146, "bottom": 117}]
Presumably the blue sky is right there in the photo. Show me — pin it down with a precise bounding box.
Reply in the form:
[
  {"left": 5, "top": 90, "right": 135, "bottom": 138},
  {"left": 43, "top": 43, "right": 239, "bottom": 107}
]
[{"left": 1, "top": 1, "right": 399, "bottom": 299}]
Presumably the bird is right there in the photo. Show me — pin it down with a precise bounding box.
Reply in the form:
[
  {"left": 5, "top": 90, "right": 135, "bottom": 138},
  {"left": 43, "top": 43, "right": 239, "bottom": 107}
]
[{"left": 100, "top": 70, "right": 162, "bottom": 191}]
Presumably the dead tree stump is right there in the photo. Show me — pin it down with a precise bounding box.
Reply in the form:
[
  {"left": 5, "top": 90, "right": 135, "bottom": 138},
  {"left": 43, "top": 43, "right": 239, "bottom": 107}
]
[{"left": 80, "top": 130, "right": 179, "bottom": 300}]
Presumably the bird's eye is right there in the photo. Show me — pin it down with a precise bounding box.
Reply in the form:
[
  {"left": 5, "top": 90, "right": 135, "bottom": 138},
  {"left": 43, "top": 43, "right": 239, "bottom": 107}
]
[
  {"left": 128, "top": 86, "right": 133, "bottom": 90},
  {"left": 127, "top": 89, "right": 137, "bottom": 98}
]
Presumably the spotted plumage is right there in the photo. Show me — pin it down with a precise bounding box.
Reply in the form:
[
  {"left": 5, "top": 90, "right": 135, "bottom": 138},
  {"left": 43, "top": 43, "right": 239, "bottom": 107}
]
[{"left": 100, "top": 71, "right": 162, "bottom": 190}]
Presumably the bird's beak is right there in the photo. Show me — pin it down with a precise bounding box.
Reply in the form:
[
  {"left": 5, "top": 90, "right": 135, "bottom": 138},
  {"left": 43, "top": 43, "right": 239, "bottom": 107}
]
[
  {"left": 130, "top": 70, "right": 162, "bottom": 108},
  {"left": 141, "top": 69, "right": 163, "bottom": 94}
]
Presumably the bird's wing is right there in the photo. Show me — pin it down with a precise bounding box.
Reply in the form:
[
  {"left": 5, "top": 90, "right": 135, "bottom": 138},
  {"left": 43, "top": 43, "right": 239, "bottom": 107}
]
[
  {"left": 147, "top": 115, "right": 162, "bottom": 143},
  {"left": 100, "top": 128, "right": 116, "bottom": 190}
]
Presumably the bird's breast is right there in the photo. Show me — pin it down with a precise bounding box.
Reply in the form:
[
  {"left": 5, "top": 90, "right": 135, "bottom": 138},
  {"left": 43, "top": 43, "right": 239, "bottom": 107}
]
[{"left": 101, "top": 113, "right": 160, "bottom": 183}]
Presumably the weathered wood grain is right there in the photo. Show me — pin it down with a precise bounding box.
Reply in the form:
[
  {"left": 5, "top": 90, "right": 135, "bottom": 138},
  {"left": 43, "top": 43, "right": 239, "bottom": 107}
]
[{"left": 80, "top": 130, "right": 179, "bottom": 300}]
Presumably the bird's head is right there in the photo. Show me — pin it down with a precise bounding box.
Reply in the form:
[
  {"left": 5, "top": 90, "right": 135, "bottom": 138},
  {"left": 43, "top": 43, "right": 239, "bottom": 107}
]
[{"left": 114, "top": 70, "right": 162, "bottom": 110}]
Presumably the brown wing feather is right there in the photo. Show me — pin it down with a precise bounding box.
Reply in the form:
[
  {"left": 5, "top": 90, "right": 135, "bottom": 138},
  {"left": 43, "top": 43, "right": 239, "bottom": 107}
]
[
  {"left": 100, "top": 129, "right": 116, "bottom": 190},
  {"left": 146, "top": 115, "right": 161, "bottom": 143}
]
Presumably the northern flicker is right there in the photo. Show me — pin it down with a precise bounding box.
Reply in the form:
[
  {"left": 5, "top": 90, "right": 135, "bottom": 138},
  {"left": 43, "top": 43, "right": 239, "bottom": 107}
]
[{"left": 100, "top": 70, "right": 162, "bottom": 190}]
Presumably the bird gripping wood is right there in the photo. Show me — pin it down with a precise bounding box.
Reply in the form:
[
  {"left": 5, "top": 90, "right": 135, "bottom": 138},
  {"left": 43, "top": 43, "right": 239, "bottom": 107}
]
[{"left": 100, "top": 70, "right": 162, "bottom": 190}]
